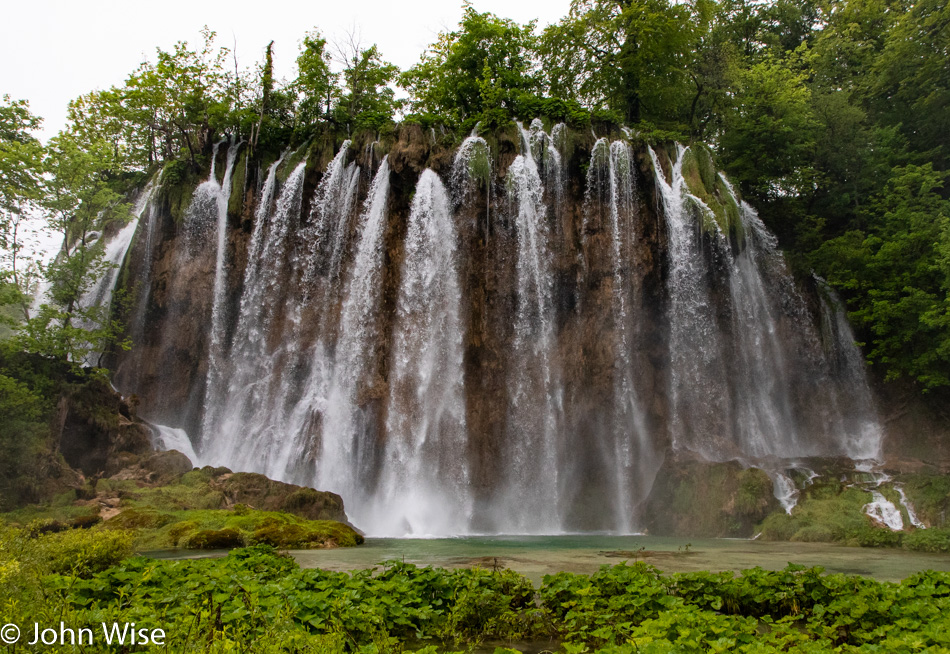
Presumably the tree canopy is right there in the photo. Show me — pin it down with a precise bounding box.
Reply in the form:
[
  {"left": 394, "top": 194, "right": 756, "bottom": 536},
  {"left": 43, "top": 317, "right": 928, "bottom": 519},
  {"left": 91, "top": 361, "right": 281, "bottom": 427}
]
[{"left": 2, "top": 0, "right": 950, "bottom": 395}]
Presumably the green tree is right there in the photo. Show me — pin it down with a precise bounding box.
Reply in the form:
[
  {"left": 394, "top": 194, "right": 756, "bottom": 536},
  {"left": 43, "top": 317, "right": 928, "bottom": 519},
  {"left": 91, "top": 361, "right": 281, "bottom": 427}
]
[
  {"left": 813, "top": 164, "right": 950, "bottom": 389},
  {"left": 294, "top": 30, "right": 337, "bottom": 128},
  {"left": 17, "top": 133, "right": 132, "bottom": 368},
  {"left": 334, "top": 39, "right": 401, "bottom": 130},
  {"left": 401, "top": 5, "right": 539, "bottom": 128},
  {"left": 540, "top": 0, "right": 696, "bottom": 126},
  {"left": 720, "top": 49, "right": 819, "bottom": 201},
  {"left": 871, "top": 0, "right": 950, "bottom": 170},
  {"left": 0, "top": 96, "right": 45, "bottom": 322}
]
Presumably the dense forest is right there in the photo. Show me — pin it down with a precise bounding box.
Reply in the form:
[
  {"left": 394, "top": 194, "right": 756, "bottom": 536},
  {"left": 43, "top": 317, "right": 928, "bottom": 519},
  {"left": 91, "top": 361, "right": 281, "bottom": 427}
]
[{"left": 1, "top": 0, "right": 949, "bottom": 498}]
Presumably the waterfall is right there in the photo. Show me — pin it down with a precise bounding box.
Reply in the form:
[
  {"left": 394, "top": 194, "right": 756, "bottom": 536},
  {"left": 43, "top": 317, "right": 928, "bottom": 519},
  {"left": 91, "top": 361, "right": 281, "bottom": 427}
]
[
  {"left": 816, "top": 280, "right": 883, "bottom": 462},
  {"left": 583, "top": 139, "right": 655, "bottom": 532},
  {"left": 81, "top": 179, "right": 156, "bottom": 313},
  {"left": 497, "top": 122, "right": 564, "bottom": 533},
  {"left": 116, "top": 125, "right": 893, "bottom": 537},
  {"left": 272, "top": 143, "right": 361, "bottom": 473},
  {"left": 451, "top": 134, "right": 491, "bottom": 236},
  {"left": 373, "top": 169, "right": 471, "bottom": 536},
  {"left": 651, "top": 148, "right": 883, "bottom": 505},
  {"left": 767, "top": 471, "right": 800, "bottom": 514},
  {"left": 201, "top": 157, "right": 306, "bottom": 470},
  {"left": 316, "top": 158, "right": 394, "bottom": 525},
  {"left": 896, "top": 485, "right": 925, "bottom": 528},
  {"left": 649, "top": 145, "right": 731, "bottom": 457},
  {"left": 79, "top": 179, "right": 158, "bottom": 365},
  {"left": 727, "top": 199, "right": 803, "bottom": 458},
  {"left": 865, "top": 491, "right": 904, "bottom": 530},
  {"left": 196, "top": 139, "right": 241, "bottom": 441},
  {"left": 152, "top": 423, "right": 199, "bottom": 465}
]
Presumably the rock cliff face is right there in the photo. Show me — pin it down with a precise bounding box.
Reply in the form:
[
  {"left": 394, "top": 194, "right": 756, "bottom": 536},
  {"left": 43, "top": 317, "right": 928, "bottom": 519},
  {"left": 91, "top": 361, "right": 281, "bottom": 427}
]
[{"left": 108, "top": 121, "right": 889, "bottom": 536}]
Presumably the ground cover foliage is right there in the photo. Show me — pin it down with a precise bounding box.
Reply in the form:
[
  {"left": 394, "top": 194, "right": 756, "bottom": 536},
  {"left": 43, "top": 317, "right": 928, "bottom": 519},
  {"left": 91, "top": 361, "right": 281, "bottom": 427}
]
[{"left": 3, "top": 537, "right": 950, "bottom": 653}]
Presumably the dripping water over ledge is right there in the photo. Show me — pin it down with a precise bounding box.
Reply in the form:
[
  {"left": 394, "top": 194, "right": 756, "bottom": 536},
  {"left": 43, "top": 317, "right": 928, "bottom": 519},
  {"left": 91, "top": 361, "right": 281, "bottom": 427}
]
[{"left": 108, "top": 123, "right": 888, "bottom": 538}]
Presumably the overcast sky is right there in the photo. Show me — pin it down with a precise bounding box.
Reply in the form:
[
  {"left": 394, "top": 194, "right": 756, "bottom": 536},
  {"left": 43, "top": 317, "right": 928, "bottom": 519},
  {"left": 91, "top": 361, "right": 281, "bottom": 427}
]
[{"left": 1, "top": 0, "right": 573, "bottom": 142}]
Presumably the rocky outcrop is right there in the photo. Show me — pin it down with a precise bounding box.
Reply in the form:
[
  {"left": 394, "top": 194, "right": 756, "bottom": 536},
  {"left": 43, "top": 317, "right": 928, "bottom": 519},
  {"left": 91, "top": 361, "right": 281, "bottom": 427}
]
[
  {"left": 642, "top": 454, "right": 780, "bottom": 537},
  {"left": 53, "top": 377, "right": 153, "bottom": 477}
]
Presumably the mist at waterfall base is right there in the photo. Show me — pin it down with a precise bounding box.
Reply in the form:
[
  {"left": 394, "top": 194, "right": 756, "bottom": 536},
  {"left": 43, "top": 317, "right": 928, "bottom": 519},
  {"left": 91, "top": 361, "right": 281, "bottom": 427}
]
[{"left": 103, "top": 122, "right": 884, "bottom": 538}]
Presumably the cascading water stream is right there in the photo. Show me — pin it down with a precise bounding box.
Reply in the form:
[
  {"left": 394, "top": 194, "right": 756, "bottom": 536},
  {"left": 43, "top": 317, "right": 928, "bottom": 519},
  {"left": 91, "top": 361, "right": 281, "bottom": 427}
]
[
  {"left": 273, "top": 143, "right": 361, "bottom": 464},
  {"left": 372, "top": 169, "right": 471, "bottom": 536},
  {"left": 727, "top": 198, "right": 803, "bottom": 458},
  {"left": 497, "top": 123, "right": 564, "bottom": 533},
  {"left": 816, "top": 280, "right": 883, "bottom": 462},
  {"left": 649, "top": 145, "right": 731, "bottom": 457},
  {"left": 201, "top": 157, "right": 308, "bottom": 471},
  {"left": 81, "top": 179, "right": 156, "bottom": 312},
  {"left": 197, "top": 139, "right": 241, "bottom": 442},
  {"left": 583, "top": 138, "right": 655, "bottom": 532},
  {"left": 79, "top": 179, "right": 158, "bottom": 365},
  {"left": 315, "top": 158, "right": 394, "bottom": 524}
]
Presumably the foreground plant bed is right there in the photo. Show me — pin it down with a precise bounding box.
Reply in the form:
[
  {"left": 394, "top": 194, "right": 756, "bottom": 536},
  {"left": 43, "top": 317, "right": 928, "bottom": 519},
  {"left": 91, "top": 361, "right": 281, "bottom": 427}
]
[{"left": 3, "top": 537, "right": 950, "bottom": 653}]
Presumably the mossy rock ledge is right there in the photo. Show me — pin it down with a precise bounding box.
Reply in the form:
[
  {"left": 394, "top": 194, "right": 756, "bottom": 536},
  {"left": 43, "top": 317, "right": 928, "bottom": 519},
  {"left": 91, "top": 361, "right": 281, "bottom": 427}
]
[
  {"left": 643, "top": 455, "right": 780, "bottom": 537},
  {"left": 86, "top": 464, "right": 363, "bottom": 550}
]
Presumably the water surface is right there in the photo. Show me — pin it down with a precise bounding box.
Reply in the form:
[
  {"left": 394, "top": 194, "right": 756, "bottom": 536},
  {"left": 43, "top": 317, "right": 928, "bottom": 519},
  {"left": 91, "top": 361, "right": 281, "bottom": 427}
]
[{"left": 291, "top": 535, "right": 950, "bottom": 584}]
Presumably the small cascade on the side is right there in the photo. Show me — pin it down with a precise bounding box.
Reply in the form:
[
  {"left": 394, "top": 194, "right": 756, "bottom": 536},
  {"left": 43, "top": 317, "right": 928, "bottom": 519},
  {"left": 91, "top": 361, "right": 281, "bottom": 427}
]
[
  {"left": 196, "top": 139, "right": 241, "bottom": 442},
  {"left": 120, "top": 177, "right": 163, "bottom": 360},
  {"left": 372, "top": 169, "right": 471, "bottom": 536},
  {"left": 767, "top": 471, "right": 800, "bottom": 514},
  {"left": 865, "top": 491, "right": 904, "bottom": 530},
  {"left": 79, "top": 179, "right": 157, "bottom": 365},
  {"left": 816, "top": 280, "right": 884, "bottom": 462},
  {"left": 649, "top": 145, "right": 731, "bottom": 456},
  {"left": 81, "top": 179, "right": 156, "bottom": 312},
  {"left": 895, "top": 485, "right": 926, "bottom": 528},
  {"left": 727, "top": 198, "right": 802, "bottom": 458},
  {"left": 498, "top": 122, "right": 564, "bottom": 532},
  {"left": 317, "top": 158, "right": 394, "bottom": 525},
  {"left": 582, "top": 138, "right": 655, "bottom": 532},
  {"left": 151, "top": 424, "right": 199, "bottom": 465},
  {"left": 200, "top": 157, "right": 308, "bottom": 471}
]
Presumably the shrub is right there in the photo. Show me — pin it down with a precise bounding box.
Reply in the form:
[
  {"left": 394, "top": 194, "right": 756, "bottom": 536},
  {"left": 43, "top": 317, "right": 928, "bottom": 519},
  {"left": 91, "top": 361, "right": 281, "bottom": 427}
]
[
  {"left": 37, "top": 528, "right": 134, "bottom": 577},
  {"left": 903, "top": 528, "right": 950, "bottom": 553}
]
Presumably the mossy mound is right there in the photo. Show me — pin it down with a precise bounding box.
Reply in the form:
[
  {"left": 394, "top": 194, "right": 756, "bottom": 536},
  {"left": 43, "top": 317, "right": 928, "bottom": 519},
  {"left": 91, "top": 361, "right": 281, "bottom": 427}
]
[
  {"left": 758, "top": 478, "right": 901, "bottom": 547},
  {"left": 185, "top": 527, "right": 245, "bottom": 549},
  {"left": 3, "top": 456, "right": 361, "bottom": 552},
  {"left": 252, "top": 518, "right": 363, "bottom": 549},
  {"left": 102, "top": 507, "right": 364, "bottom": 550},
  {"left": 681, "top": 144, "right": 743, "bottom": 243},
  {"left": 643, "top": 458, "right": 780, "bottom": 537}
]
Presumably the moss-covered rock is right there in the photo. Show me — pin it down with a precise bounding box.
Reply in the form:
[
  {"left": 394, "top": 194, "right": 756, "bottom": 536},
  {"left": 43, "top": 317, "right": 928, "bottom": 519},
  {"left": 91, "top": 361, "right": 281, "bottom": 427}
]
[
  {"left": 681, "top": 144, "right": 744, "bottom": 244},
  {"left": 898, "top": 473, "right": 950, "bottom": 527},
  {"left": 643, "top": 457, "right": 780, "bottom": 537},
  {"left": 105, "top": 507, "right": 363, "bottom": 551},
  {"left": 252, "top": 519, "right": 363, "bottom": 548},
  {"left": 185, "top": 527, "right": 245, "bottom": 549},
  {"left": 758, "top": 481, "right": 874, "bottom": 544},
  {"left": 106, "top": 508, "right": 176, "bottom": 530}
]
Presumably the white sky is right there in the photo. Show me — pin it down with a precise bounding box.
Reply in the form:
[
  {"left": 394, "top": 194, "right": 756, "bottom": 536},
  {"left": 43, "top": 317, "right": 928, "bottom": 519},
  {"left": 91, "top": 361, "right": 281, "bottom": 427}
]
[{"left": 1, "top": 0, "right": 572, "bottom": 142}]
